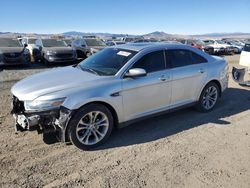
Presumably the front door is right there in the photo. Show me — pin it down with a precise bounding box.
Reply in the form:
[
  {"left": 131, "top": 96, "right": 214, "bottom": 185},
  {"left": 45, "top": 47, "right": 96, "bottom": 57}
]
[{"left": 121, "top": 50, "right": 172, "bottom": 121}]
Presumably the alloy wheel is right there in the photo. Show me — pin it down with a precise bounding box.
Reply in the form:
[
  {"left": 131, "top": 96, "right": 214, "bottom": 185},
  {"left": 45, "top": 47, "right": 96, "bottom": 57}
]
[
  {"left": 76, "top": 111, "right": 109, "bottom": 145},
  {"left": 202, "top": 86, "right": 218, "bottom": 110}
]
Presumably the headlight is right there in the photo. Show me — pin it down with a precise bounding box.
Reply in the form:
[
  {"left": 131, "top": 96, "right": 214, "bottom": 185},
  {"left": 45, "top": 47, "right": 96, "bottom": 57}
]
[
  {"left": 90, "top": 48, "right": 98, "bottom": 53},
  {"left": 46, "top": 50, "right": 53, "bottom": 55},
  {"left": 24, "top": 98, "right": 66, "bottom": 111}
]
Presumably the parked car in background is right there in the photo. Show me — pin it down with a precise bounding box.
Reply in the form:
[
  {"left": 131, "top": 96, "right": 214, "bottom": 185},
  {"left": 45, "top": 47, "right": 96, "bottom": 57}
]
[
  {"left": 11, "top": 43, "right": 228, "bottom": 150},
  {"left": 178, "top": 39, "right": 207, "bottom": 50},
  {"left": 122, "top": 36, "right": 144, "bottom": 43},
  {"left": 239, "top": 43, "right": 250, "bottom": 70},
  {"left": 203, "top": 39, "right": 234, "bottom": 55},
  {"left": 35, "top": 38, "right": 77, "bottom": 65},
  {"left": 21, "top": 37, "right": 38, "bottom": 62},
  {"left": 222, "top": 40, "right": 243, "bottom": 54},
  {"left": 72, "top": 37, "right": 107, "bottom": 59},
  {"left": 0, "top": 38, "right": 30, "bottom": 66},
  {"left": 133, "top": 38, "right": 158, "bottom": 43},
  {"left": 106, "top": 40, "right": 126, "bottom": 46},
  {"left": 232, "top": 43, "right": 250, "bottom": 86}
]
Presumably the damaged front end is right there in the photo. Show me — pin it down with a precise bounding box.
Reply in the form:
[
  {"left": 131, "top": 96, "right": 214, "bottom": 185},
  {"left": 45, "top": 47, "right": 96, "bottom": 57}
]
[{"left": 11, "top": 96, "right": 73, "bottom": 142}]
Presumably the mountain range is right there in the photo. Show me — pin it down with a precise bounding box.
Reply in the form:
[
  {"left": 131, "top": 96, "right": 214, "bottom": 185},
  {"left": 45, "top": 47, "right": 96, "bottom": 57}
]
[
  {"left": 63, "top": 31, "right": 250, "bottom": 39},
  {"left": 0, "top": 31, "right": 250, "bottom": 39}
]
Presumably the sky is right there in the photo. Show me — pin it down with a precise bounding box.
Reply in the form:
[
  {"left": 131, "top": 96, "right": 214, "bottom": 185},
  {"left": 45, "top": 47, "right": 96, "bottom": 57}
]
[{"left": 0, "top": 0, "right": 250, "bottom": 35}]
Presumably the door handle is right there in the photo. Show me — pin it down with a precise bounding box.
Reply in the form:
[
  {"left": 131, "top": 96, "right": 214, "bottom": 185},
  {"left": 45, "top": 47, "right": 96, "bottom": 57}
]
[
  {"left": 159, "top": 75, "right": 170, "bottom": 81},
  {"left": 198, "top": 69, "right": 205, "bottom": 74}
]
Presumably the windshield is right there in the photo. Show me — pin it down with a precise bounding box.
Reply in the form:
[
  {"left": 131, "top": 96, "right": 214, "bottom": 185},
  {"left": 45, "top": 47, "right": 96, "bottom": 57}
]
[
  {"left": 194, "top": 39, "right": 205, "bottom": 45},
  {"left": 28, "top": 39, "right": 37, "bottom": 44},
  {"left": 78, "top": 48, "right": 137, "bottom": 76},
  {"left": 216, "top": 40, "right": 226, "bottom": 44},
  {"left": 203, "top": 40, "right": 214, "bottom": 45},
  {"left": 0, "top": 38, "right": 22, "bottom": 47},
  {"left": 84, "top": 39, "right": 106, "bottom": 47},
  {"left": 42, "top": 39, "right": 67, "bottom": 47},
  {"left": 64, "top": 40, "right": 72, "bottom": 45}
]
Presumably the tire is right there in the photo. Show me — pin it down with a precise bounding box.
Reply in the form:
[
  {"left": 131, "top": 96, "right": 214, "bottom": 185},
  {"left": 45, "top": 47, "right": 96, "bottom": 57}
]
[
  {"left": 196, "top": 82, "right": 219, "bottom": 112},
  {"left": 68, "top": 104, "right": 114, "bottom": 150},
  {"left": 42, "top": 56, "right": 49, "bottom": 66}
]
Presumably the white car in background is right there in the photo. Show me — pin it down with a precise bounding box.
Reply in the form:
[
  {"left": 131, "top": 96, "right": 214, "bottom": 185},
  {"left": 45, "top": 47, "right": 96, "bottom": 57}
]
[
  {"left": 21, "top": 37, "right": 38, "bottom": 62},
  {"left": 239, "top": 43, "right": 250, "bottom": 71},
  {"left": 232, "top": 43, "right": 250, "bottom": 86},
  {"left": 203, "top": 39, "right": 234, "bottom": 55}
]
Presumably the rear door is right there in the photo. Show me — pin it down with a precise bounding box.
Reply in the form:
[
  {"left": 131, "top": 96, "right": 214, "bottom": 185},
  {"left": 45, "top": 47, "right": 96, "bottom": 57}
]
[{"left": 166, "top": 49, "right": 208, "bottom": 107}]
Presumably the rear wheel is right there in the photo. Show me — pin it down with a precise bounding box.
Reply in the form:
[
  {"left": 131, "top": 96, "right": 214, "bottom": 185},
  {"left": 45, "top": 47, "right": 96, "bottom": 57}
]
[
  {"left": 68, "top": 104, "right": 114, "bottom": 150},
  {"left": 196, "top": 82, "right": 219, "bottom": 112}
]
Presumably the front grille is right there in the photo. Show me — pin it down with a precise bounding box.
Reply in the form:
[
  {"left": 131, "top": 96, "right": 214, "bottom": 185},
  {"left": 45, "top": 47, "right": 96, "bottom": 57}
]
[
  {"left": 11, "top": 96, "right": 25, "bottom": 114},
  {"left": 55, "top": 53, "right": 73, "bottom": 58},
  {"left": 4, "top": 52, "right": 21, "bottom": 58}
]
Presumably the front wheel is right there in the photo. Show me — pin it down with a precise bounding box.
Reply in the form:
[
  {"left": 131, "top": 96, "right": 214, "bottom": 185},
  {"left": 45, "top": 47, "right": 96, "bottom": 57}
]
[
  {"left": 196, "top": 82, "right": 219, "bottom": 112},
  {"left": 68, "top": 104, "right": 114, "bottom": 150}
]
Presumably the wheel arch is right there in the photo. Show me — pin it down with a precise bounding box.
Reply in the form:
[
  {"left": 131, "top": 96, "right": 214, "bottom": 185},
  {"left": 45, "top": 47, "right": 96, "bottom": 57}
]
[
  {"left": 200, "top": 79, "right": 222, "bottom": 98},
  {"left": 64, "top": 101, "right": 119, "bottom": 142}
]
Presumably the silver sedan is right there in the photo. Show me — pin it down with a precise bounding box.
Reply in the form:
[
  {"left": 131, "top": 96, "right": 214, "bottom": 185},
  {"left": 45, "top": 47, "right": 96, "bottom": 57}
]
[{"left": 11, "top": 43, "right": 228, "bottom": 150}]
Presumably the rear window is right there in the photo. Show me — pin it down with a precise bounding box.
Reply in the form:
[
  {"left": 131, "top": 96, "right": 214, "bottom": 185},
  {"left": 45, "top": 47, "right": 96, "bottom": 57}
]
[
  {"left": 166, "top": 49, "right": 207, "bottom": 68},
  {"left": 244, "top": 44, "right": 250, "bottom": 52}
]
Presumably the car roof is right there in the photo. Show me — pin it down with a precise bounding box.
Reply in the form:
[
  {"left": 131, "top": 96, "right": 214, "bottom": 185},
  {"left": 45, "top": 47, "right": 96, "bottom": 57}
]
[{"left": 115, "top": 42, "right": 185, "bottom": 52}]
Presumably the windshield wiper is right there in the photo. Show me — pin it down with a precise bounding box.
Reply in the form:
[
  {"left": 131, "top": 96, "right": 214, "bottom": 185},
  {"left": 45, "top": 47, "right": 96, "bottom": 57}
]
[{"left": 80, "top": 66, "right": 100, "bottom": 75}]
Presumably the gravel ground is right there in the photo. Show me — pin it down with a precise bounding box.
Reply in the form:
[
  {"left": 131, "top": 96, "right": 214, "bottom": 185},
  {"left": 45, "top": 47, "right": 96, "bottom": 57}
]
[{"left": 0, "top": 55, "right": 250, "bottom": 188}]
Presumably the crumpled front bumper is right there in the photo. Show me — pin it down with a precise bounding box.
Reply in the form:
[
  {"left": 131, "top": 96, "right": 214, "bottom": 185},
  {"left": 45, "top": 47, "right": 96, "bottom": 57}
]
[{"left": 11, "top": 96, "right": 74, "bottom": 142}]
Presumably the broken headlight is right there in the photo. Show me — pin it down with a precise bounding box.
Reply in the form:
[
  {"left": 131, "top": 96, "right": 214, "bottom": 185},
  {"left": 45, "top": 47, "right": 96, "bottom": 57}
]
[{"left": 24, "top": 98, "right": 66, "bottom": 111}]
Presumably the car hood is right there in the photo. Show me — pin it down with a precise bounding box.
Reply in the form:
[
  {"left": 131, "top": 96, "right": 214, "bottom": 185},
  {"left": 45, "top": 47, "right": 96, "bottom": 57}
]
[
  {"left": 11, "top": 66, "right": 103, "bottom": 101},
  {"left": 0, "top": 47, "right": 24, "bottom": 54},
  {"left": 43, "top": 47, "right": 74, "bottom": 53}
]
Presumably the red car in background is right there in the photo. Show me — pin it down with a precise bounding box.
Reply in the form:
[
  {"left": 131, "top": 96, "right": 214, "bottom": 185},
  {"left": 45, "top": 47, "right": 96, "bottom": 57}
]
[{"left": 179, "top": 39, "right": 206, "bottom": 50}]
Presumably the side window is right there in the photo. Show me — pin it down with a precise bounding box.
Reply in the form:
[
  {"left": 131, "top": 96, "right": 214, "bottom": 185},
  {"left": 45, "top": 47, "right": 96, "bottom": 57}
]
[
  {"left": 35, "top": 39, "right": 41, "bottom": 46},
  {"left": 73, "top": 39, "right": 80, "bottom": 46},
  {"left": 191, "top": 52, "right": 207, "bottom": 64},
  {"left": 82, "top": 40, "right": 87, "bottom": 46},
  {"left": 132, "top": 50, "right": 165, "bottom": 73},
  {"left": 22, "top": 38, "right": 27, "bottom": 45},
  {"left": 167, "top": 50, "right": 207, "bottom": 68},
  {"left": 168, "top": 50, "right": 193, "bottom": 68}
]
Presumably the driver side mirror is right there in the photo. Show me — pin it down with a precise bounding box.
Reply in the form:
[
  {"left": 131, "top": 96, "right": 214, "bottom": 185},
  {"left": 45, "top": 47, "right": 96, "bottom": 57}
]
[
  {"left": 23, "top": 43, "right": 28, "bottom": 48},
  {"left": 125, "top": 68, "right": 147, "bottom": 78}
]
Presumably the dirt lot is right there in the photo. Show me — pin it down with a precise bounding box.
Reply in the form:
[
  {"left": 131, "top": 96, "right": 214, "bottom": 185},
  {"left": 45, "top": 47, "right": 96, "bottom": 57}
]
[{"left": 0, "top": 55, "right": 250, "bottom": 188}]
